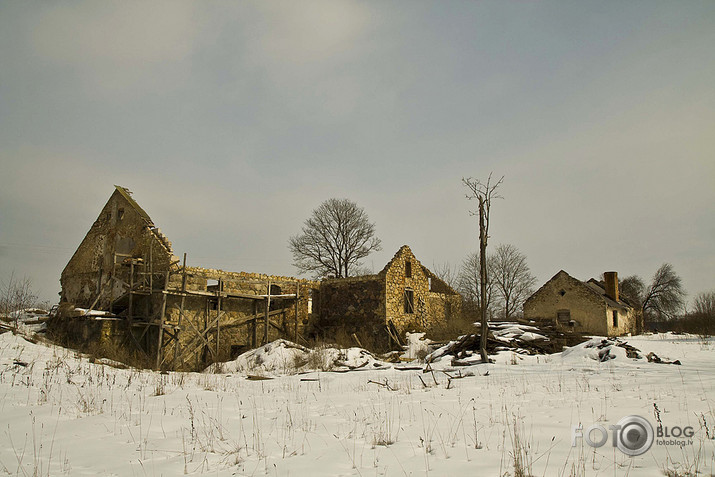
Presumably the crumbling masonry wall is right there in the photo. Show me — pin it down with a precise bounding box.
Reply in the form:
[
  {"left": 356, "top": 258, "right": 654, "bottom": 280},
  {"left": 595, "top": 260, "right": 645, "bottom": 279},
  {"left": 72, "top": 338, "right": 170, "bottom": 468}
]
[
  {"left": 383, "top": 246, "right": 460, "bottom": 332},
  {"left": 60, "top": 188, "right": 175, "bottom": 310},
  {"left": 314, "top": 275, "right": 385, "bottom": 340}
]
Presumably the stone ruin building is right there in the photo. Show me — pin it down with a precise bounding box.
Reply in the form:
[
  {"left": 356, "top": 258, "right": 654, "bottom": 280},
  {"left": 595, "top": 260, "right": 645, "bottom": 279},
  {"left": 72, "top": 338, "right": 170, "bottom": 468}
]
[
  {"left": 313, "top": 245, "right": 461, "bottom": 347},
  {"left": 523, "top": 270, "right": 637, "bottom": 336},
  {"left": 53, "top": 186, "right": 462, "bottom": 369}
]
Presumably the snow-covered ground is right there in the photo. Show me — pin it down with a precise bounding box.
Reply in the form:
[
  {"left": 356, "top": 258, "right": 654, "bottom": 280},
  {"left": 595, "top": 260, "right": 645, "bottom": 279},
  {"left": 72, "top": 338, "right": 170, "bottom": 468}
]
[{"left": 1, "top": 330, "right": 713, "bottom": 476}]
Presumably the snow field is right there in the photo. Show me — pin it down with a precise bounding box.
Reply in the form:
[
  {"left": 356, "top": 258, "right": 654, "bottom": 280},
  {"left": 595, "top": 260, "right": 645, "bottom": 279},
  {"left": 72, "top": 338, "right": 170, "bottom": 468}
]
[{"left": 0, "top": 332, "right": 713, "bottom": 476}]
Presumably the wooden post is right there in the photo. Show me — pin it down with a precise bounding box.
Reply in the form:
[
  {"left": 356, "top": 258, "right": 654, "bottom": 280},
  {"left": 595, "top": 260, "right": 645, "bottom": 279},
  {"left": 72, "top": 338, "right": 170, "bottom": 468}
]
[
  {"left": 148, "top": 239, "right": 153, "bottom": 293},
  {"left": 128, "top": 260, "right": 134, "bottom": 322},
  {"left": 173, "top": 253, "right": 187, "bottom": 366},
  {"left": 216, "top": 279, "right": 222, "bottom": 360},
  {"left": 156, "top": 270, "right": 169, "bottom": 369},
  {"left": 110, "top": 254, "right": 116, "bottom": 315},
  {"left": 264, "top": 281, "right": 271, "bottom": 345},
  {"left": 294, "top": 282, "right": 300, "bottom": 342},
  {"left": 252, "top": 301, "right": 257, "bottom": 348}
]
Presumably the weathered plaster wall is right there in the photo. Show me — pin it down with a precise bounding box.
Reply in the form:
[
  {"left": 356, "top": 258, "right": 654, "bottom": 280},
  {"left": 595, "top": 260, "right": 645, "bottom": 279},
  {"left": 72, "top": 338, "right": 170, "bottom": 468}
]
[{"left": 605, "top": 305, "right": 637, "bottom": 336}]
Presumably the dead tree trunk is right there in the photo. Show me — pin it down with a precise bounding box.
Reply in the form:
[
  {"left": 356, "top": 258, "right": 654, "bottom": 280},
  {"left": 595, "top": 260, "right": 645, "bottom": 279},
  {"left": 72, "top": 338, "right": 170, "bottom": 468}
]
[{"left": 479, "top": 197, "right": 488, "bottom": 363}]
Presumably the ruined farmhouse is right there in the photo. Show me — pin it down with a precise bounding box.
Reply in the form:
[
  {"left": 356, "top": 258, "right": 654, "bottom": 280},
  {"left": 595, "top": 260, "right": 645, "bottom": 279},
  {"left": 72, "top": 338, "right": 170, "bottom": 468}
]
[
  {"left": 314, "top": 245, "right": 461, "bottom": 345},
  {"left": 54, "top": 186, "right": 461, "bottom": 369},
  {"left": 523, "top": 270, "right": 636, "bottom": 336}
]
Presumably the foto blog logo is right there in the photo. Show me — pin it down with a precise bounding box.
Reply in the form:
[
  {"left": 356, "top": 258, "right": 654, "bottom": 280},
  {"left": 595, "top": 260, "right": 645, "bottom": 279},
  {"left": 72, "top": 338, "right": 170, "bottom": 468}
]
[{"left": 572, "top": 415, "right": 654, "bottom": 456}]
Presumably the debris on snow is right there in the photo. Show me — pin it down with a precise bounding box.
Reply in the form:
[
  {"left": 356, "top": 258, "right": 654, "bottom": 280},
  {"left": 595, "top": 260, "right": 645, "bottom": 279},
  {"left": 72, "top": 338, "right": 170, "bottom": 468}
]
[
  {"left": 562, "top": 337, "right": 682, "bottom": 364},
  {"left": 425, "top": 322, "right": 587, "bottom": 364}
]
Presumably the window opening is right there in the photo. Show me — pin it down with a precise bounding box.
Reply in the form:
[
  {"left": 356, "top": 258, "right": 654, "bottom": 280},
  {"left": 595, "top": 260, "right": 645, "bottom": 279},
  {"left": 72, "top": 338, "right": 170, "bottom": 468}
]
[{"left": 404, "top": 288, "right": 414, "bottom": 314}]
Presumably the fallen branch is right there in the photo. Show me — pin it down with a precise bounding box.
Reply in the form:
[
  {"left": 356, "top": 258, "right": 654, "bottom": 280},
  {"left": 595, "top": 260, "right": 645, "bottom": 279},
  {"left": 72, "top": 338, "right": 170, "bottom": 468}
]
[{"left": 368, "top": 379, "right": 394, "bottom": 391}]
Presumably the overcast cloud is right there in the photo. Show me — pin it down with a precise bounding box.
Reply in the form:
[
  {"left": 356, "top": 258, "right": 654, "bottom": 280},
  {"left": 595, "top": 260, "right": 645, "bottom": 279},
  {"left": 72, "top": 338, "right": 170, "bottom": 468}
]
[{"left": 1, "top": 1, "right": 713, "bottom": 305}]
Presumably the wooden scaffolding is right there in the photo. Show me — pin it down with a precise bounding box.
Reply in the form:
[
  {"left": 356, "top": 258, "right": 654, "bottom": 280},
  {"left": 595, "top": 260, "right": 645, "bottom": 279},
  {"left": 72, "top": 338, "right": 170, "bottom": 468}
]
[{"left": 92, "top": 247, "right": 305, "bottom": 370}]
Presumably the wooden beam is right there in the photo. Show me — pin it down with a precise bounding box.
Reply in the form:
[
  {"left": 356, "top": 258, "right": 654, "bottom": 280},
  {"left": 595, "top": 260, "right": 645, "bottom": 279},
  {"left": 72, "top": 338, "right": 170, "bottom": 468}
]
[
  {"left": 294, "top": 282, "right": 300, "bottom": 342},
  {"left": 173, "top": 311, "right": 223, "bottom": 364},
  {"left": 160, "top": 289, "right": 297, "bottom": 300},
  {"left": 217, "top": 279, "right": 222, "bottom": 360},
  {"left": 173, "top": 252, "right": 187, "bottom": 367},
  {"left": 252, "top": 300, "right": 257, "bottom": 348},
  {"left": 264, "top": 281, "right": 271, "bottom": 345},
  {"left": 155, "top": 270, "right": 169, "bottom": 369},
  {"left": 128, "top": 260, "right": 134, "bottom": 323}
]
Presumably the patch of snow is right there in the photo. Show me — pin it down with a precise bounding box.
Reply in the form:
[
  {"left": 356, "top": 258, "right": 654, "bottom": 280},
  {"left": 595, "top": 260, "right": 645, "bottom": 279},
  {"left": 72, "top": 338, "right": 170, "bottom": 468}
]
[
  {"left": 0, "top": 332, "right": 712, "bottom": 476},
  {"left": 403, "top": 332, "right": 432, "bottom": 360},
  {"left": 205, "top": 339, "right": 389, "bottom": 376}
]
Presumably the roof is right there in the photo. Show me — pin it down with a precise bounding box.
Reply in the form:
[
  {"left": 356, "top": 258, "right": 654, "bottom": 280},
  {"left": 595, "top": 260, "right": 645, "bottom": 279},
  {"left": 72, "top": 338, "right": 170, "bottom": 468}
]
[
  {"left": 114, "top": 185, "right": 154, "bottom": 226},
  {"left": 585, "top": 278, "right": 633, "bottom": 309}
]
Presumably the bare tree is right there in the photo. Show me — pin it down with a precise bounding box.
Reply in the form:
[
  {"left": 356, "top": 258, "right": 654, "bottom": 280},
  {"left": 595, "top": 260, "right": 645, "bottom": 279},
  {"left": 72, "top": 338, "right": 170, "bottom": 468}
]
[
  {"left": 692, "top": 291, "right": 715, "bottom": 319},
  {"left": 457, "top": 252, "right": 494, "bottom": 317},
  {"left": 620, "top": 263, "right": 686, "bottom": 331},
  {"left": 0, "top": 272, "right": 38, "bottom": 332},
  {"left": 289, "top": 198, "right": 382, "bottom": 278},
  {"left": 488, "top": 244, "right": 536, "bottom": 320},
  {"left": 463, "top": 173, "right": 503, "bottom": 363}
]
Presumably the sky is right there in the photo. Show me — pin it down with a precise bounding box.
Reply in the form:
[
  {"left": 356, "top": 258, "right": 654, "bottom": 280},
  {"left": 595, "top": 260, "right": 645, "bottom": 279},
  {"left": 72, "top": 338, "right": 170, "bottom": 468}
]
[{"left": 0, "top": 1, "right": 713, "bottom": 306}]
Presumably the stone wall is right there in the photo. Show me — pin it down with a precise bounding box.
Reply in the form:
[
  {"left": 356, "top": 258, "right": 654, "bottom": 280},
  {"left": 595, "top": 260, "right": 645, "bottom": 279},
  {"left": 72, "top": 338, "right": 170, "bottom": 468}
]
[
  {"left": 382, "top": 246, "right": 433, "bottom": 332},
  {"left": 60, "top": 188, "right": 175, "bottom": 310},
  {"left": 314, "top": 275, "right": 385, "bottom": 339},
  {"left": 426, "top": 292, "right": 462, "bottom": 325}
]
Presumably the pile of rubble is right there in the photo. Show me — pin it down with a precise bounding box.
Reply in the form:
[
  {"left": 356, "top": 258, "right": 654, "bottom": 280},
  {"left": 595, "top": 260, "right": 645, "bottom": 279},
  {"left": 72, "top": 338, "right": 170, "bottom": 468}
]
[
  {"left": 585, "top": 337, "right": 681, "bottom": 364},
  {"left": 426, "top": 321, "right": 589, "bottom": 364}
]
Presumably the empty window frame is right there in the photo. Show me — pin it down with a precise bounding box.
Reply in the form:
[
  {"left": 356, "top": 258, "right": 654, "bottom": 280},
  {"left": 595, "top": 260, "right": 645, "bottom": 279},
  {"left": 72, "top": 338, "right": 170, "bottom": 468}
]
[
  {"left": 612, "top": 310, "right": 618, "bottom": 327},
  {"left": 405, "top": 260, "right": 412, "bottom": 278},
  {"left": 404, "top": 288, "right": 414, "bottom": 314},
  {"left": 117, "top": 208, "right": 125, "bottom": 221},
  {"left": 557, "top": 309, "right": 571, "bottom": 323}
]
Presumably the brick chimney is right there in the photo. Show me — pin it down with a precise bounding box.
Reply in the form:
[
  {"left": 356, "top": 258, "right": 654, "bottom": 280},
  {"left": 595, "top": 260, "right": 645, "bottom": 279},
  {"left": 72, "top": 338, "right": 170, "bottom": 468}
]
[{"left": 604, "top": 271, "right": 619, "bottom": 301}]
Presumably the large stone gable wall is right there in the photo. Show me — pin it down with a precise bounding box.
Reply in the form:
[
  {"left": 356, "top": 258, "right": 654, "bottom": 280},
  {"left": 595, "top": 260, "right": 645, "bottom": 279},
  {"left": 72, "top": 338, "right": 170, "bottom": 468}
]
[
  {"left": 383, "top": 246, "right": 432, "bottom": 331},
  {"left": 60, "top": 189, "right": 174, "bottom": 309}
]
